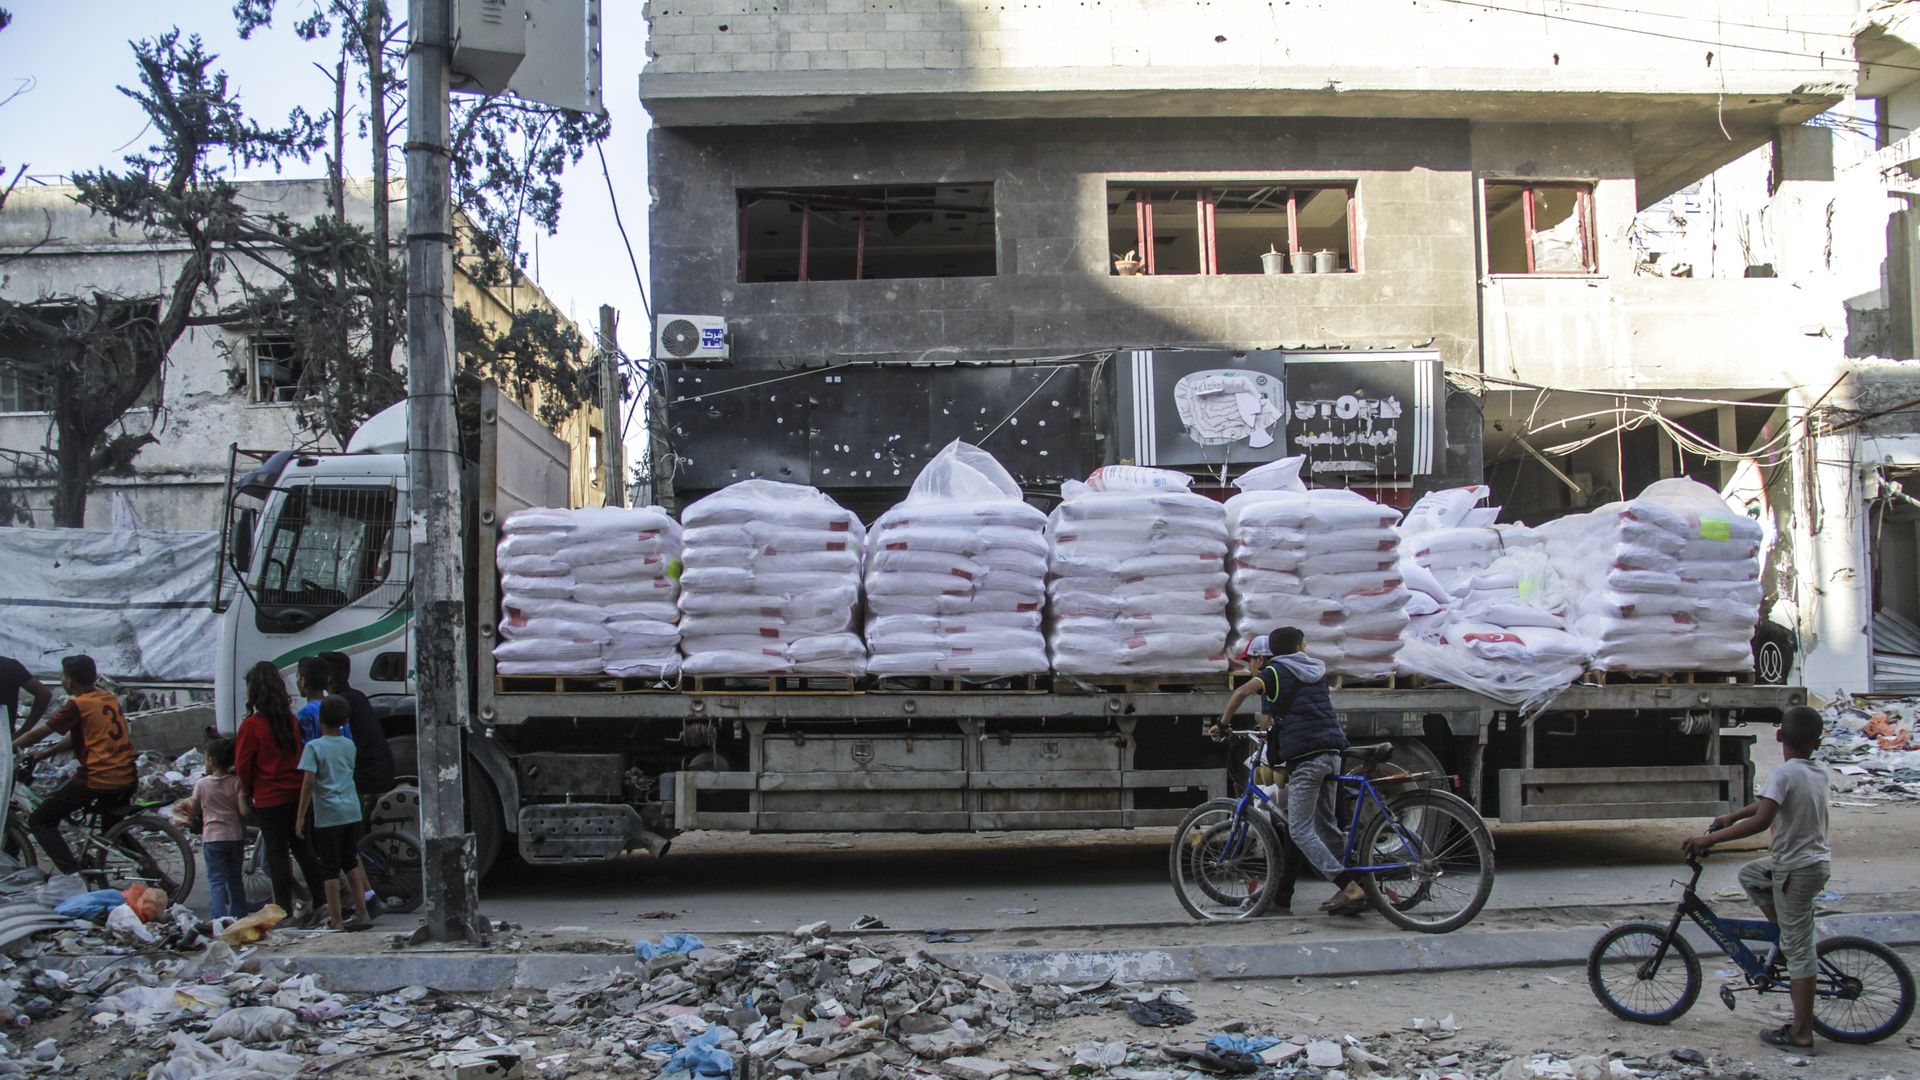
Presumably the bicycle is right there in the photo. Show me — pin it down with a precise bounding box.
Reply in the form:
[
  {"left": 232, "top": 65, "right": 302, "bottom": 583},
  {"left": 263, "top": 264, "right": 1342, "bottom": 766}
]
[
  {"left": 1587, "top": 848, "right": 1915, "bottom": 1042},
  {"left": 1169, "top": 729, "right": 1495, "bottom": 933},
  {"left": 4, "top": 764, "right": 196, "bottom": 898}
]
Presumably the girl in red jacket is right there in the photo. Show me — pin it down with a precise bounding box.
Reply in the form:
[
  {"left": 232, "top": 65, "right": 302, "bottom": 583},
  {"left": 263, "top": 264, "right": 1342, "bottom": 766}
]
[{"left": 236, "top": 660, "right": 329, "bottom": 924}]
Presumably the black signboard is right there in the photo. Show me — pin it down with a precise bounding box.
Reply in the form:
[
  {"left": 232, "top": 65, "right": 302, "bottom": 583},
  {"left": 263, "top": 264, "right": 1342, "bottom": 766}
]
[{"left": 1110, "top": 349, "right": 1442, "bottom": 483}]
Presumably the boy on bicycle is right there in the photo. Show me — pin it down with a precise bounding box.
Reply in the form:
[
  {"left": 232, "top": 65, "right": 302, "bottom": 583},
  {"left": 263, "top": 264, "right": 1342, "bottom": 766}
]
[
  {"left": 1683, "top": 705, "right": 1830, "bottom": 1050},
  {"left": 10, "top": 655, "right": 137, "bottom": 875},
  {"left": 1217, "top": 627, "right": 1364, "bottom": 916}
]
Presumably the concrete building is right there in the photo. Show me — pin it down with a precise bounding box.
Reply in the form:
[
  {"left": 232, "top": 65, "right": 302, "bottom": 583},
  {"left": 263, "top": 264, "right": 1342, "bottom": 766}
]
[
  {"left": 0, "top": 179, "right": 609, "bottom": 531},
  {"left": 640, "top": 0, "right": 1903, "bottom": 689}
]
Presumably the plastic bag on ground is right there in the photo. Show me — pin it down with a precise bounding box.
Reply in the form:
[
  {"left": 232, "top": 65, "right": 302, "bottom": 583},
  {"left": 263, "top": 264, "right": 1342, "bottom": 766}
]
[
  {"left": 56, "top": 888, "right": 130, "bottom": 919},
  {"left": 663, "top": 1024, "right": 738, "bottom": 1078},
  {"left": 634, "top": 932, "right": 706, "bottom": 960},
  {"left": 107, "top": 903, "right": 156, "bottom": 942},
  {"left": 145, "top": 1031, "right": 304, "bottom": 1080},
  {"left": 124, "top": 882, "right": 168, "bottom": 922},
  {"left": 204, "top": 1006, "right": 298, "bottom": 1045},
  {"left": 217, "top": 903, "right": 285, "bottom": 946}
]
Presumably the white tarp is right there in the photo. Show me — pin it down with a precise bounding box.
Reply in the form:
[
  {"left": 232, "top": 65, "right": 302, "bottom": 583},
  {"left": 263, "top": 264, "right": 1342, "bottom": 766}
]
[{"left": 0, "top": 528, "right": 219, "bottom": 682}]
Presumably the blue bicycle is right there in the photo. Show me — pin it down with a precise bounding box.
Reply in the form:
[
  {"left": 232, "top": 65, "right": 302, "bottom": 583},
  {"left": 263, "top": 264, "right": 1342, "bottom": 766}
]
[
  {"left": 1169, "top": 730, "right": 1495, "bottom": 933},
  {"left": 1587, "top": 849, "right": 1915, "bottom": 1041}
]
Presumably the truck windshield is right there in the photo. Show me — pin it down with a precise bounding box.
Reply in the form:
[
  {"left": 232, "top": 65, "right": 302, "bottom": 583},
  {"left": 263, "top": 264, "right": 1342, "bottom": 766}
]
[{"left": 255, "top": 484, "right": 399, "bottom": 630}]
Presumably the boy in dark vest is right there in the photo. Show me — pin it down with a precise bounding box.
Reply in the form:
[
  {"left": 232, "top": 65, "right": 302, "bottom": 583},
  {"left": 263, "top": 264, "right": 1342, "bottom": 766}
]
[{"left": 1218, "top": 627, "right": 1364, "bottom": 915}]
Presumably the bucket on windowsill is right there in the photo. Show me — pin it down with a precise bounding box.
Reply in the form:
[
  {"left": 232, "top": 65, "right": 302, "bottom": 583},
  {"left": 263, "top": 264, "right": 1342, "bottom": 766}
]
[
  {"left": 1260, "top": 249, "right": 1287, "bottom": 276},
  {"left": 1289, "top": 251, "right": 1314, "bottom": 274},
  {"left": 1315, "top": 249, "right": 1338, "bottom": 274}
]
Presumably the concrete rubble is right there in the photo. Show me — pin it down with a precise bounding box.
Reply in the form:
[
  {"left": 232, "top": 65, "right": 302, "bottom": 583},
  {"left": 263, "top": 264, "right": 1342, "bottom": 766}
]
[
  {"left": 0, "top": 908, "right": 1848, "bottom": 1079},
  {"left": 1819, "top": 698, "right": 1920, "bottom": 801}
]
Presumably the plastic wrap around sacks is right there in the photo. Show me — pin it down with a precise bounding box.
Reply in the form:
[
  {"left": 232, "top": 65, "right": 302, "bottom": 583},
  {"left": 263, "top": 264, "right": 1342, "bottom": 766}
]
[
  {"left": 1047, "top": 467, "right": 1229, "bottom": 675},
  {"left": 494, "top": 506, "right": 683, "bottom": 679},
  {"left": 1392, "top": 485, "right": 1583, "bottom": 706},
  {"left": 864, "top": 442, "right": 1049, "bottom": 677},
  {"left": 1225, "top": 470, "right": 1409, "bottom": 678},
  {"left": 677, "top": 480, "right": 868, "bottom": 676},
  {"left": 1541, "top": 477, "right": 1763, "bottom": 673}
]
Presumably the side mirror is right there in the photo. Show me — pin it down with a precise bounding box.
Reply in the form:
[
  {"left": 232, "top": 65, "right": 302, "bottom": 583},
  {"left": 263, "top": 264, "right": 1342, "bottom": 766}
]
[{"left": 230, "top": 508, "right": 257, "bottom": 575}]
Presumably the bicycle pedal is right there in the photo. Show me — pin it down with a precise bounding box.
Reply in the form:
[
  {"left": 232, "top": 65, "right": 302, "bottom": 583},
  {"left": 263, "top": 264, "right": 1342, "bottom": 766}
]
[{"left": 1719, "top": 984, "right": 1738, "bottom": 1011}]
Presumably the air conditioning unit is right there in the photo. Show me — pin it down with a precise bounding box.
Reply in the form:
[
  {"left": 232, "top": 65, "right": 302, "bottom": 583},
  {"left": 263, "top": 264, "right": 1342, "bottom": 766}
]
[{"left": 654, "top": 315, "right": 730, "bottom": 363}]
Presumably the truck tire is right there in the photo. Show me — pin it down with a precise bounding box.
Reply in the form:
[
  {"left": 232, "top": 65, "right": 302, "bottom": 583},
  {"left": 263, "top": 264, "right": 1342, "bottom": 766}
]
[{"left": 467, "top": 764, "right": 504, "bottom": 881}]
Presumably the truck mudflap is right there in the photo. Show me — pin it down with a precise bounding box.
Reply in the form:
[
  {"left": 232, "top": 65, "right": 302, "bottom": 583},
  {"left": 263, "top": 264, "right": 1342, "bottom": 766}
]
[{"left": 517, "top": 804, "right": 670, "bottom": 863}]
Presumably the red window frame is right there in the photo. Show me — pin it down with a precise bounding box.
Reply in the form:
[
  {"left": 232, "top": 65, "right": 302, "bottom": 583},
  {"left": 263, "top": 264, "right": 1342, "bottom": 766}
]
[
  {"left": 1487, "top": 181, "right": 1597, "bottom": 275},
  {"left": 1114, "top": 185, "right": 1358, "bottom": 276}
]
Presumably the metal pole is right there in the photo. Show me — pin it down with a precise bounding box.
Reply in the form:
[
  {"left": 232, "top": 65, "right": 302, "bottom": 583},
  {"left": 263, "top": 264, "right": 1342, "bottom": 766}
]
[
  {"left": 406, "top": 0, "right": 480, "bottom": 943},
  {"left": 599, "top": 304, "right": 625, "bottom": 507}
]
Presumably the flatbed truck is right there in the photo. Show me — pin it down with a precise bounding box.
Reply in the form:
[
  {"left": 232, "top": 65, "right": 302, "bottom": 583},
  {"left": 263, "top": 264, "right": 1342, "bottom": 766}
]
[{"left": 213, "top": 387, "right": 1805, "bottom": 877}]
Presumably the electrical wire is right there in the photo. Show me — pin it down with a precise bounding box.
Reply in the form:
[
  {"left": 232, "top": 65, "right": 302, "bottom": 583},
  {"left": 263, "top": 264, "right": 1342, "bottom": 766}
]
[
  {"left": 1509, "top": 0, "right": 1862, "bottom": 43},
  {"left": 596, "top": 142, "right": 651, "bottom": 324},
  {"left": 976, "top": 365, "right": 1070, "bottom": 445},
  {"left": 1426, "top": 0, "right": 1893, "bottom": 72}
]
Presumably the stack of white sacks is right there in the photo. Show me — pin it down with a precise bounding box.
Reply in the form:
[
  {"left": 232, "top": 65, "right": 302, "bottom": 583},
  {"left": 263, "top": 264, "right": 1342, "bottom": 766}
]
[
  {"left": 677, "top": 479, "right": 868, "bottom": 676},
  {"left": 1541, "top": 478, "right": 1763, "bottom": 672},
  {"left": 1047, "top": 466, "right": 1230, "bottom": 675},
  {"left": 1224, "top": 459, "right": 1411, "bottom": 678},
  {"left": 493, "top": 506, "right": 683, "bottom": 678},
  {"left": 1395, "top": 487, "right": 1587, "bottom": 702},
  {"left": 865, "top": 442, "right": 1050, "bottom": 677}
]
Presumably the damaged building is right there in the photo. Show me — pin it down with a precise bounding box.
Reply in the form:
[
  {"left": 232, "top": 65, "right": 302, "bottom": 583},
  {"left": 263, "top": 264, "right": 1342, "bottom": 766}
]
[{"left": 640, "top": 0, "right": 1911, "bottom": 695}]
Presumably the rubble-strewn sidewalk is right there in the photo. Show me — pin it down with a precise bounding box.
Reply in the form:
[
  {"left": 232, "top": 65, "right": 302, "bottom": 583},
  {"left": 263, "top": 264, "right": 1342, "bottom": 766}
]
[{"left": 1820, "top": 698, "right": 1920, "bottom": 801}]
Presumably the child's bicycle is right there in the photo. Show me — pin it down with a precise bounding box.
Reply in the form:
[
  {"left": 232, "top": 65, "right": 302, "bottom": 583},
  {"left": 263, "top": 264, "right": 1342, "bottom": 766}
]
[
  {"left": 1587, "top": 848, "right": 1916, "bottom": 1042},
  {"left": 1168, "top": 729, "right": 1495, "bottom": 933},
  {"left": 4, "top": 764, "right": 196, "bottom": 898}
]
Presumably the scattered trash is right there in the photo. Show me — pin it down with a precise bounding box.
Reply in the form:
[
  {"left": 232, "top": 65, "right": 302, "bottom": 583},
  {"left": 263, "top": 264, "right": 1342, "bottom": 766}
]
[
  {"left": 924, "top": 928, "right": 972, "bottom": 943},
  {"left": 633, "top": 932, "right": 705, "bottom": 960},
  {"left": 994, "top": 907, "right": 1038, "bottom": 916},
  {"left": 1125, "top": 996, "right": 1196, "bottom": 1028},
  {"left": 1820, "top": 698, "right": 1920, "bottom": 800},
  {"left": 848, "top": 914, "right": 888, "bottom": 931}
]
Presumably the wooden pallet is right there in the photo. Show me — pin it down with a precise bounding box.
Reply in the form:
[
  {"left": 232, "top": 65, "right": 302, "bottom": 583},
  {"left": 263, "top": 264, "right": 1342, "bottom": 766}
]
[
  {"left": 1578, "top": 668, "right": 1759, "bottom": 687},
  {"left": 685, "top": 673, "right": 860, "bottom": 695},
  {"left": 870, "top": 673, "right": 1049, "bottom": 694},
  {"left": 1054, "top": 674, "right": 1233, "bottom": 695},
  {"left": 494, "top": 674, "right": 683, "bottom": 695},
  {"left": 1331, "top": 672, "right": 1427, "bottom": 691}
]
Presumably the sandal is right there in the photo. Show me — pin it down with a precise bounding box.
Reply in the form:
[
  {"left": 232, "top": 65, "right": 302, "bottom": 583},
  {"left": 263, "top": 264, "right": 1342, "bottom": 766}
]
[
  {"left": 1759, "top": 1025, "right": 1813, "bottom": 1051},
  {"left": 1323, "top": 898, "right": 1368, "bottom": 917}
]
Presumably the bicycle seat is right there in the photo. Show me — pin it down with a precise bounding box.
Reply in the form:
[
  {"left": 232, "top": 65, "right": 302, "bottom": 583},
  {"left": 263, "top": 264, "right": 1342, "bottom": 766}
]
[{"left": 1342, "top": 742, "right": 1395, "bottom": 764}]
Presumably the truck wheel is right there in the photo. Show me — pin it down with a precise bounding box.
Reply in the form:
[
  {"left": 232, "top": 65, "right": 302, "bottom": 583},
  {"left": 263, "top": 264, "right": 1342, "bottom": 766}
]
[
  {"left": 466, "top": 764, "right": 505, "bottom": 881},
  {"left": 1386, "top": 737, "right": 1447, "bottom": 791},
  {"left": 386, "top": 734, "right": 419, "bottom": 782}
]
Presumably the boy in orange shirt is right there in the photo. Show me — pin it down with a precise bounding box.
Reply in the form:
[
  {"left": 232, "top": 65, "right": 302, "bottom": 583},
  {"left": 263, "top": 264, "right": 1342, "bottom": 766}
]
[{"left": 11, "top": 655, "right": 137, "bottom": 874}]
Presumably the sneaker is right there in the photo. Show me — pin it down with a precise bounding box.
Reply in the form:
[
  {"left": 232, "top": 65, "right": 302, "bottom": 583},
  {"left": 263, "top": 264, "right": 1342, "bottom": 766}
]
[{"left": 365, "top": 897, "right": 388, "bottom": 920}]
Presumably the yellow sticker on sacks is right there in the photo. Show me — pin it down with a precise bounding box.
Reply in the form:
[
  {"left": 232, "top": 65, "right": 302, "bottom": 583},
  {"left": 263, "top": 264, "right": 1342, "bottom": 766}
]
[{"left": 1699, "top": 519, "right": 1731, "bottom": 542}]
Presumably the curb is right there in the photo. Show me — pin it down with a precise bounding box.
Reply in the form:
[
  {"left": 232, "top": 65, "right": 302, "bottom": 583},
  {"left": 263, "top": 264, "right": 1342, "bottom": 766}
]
[{"left": 260, "top": 911, "right": 1920, "bottom": 994}]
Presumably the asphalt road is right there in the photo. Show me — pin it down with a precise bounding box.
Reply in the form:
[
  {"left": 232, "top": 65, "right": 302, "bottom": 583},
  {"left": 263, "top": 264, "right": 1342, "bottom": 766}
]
[{"left": 475, "top": 734, "right": 1920, "bottom": 937}]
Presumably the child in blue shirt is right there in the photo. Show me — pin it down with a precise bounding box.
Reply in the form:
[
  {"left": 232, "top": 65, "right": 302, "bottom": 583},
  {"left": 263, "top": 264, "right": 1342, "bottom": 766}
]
[{"left": 295, "top": 695, "right": 373, "bottom": 931}]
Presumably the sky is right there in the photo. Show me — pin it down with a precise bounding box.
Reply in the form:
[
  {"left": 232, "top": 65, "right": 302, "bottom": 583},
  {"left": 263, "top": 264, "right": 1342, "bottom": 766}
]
[{"left": 0, "top": 0, "right": 653, "bottom": 440}]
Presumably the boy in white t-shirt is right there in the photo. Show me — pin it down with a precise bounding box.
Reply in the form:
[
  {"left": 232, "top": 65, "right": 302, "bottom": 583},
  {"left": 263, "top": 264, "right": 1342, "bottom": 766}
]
[{"left": 1683, "top": 706, "right": 1830, "bottom": 1051}]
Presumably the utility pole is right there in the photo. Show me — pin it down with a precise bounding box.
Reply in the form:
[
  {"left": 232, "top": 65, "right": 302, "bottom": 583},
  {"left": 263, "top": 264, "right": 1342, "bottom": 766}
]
[
  {"left": 405, "top": 0, "right": 480, "bottom": 943},
  {"left": 600, "top": 304, "right": 625, "bottom": 507}
]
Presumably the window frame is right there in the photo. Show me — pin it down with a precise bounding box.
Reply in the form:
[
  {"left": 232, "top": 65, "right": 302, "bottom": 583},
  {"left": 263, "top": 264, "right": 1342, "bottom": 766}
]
[
  {"left": 736, "top": 184, "right": 998, "bottom": 284},
  {"left": 1481, "top": 179, "right": 1599, "bottom": 276},
  {"left": 248, "top": 331, "right": 307, "bottom": 405},
  {"left": 1108, "top": 183, "right": 1361, "bottom": 276}
]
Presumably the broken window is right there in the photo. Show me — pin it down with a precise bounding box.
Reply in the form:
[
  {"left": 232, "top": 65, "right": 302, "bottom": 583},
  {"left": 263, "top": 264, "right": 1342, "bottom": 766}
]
[
  {"left": 0, "top": 311, "right": 161, "bottom": 412},
  {"left": 1106, "top": 185, "right": 1357, "bottom": 275},
  {"left": 1484, "top": 181, "right": 1597, "bottom": 274},
  {"left": 250, "top": 333, "right": 307, "bottom": 404},
  {"left": 737, "top": 185, "right": 997, "bottom": 283}
]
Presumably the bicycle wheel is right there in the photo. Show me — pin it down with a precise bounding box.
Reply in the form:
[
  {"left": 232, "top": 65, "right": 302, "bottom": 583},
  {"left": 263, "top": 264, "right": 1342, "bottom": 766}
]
[
  {"left": 1809, "top": 935, "right": 1916, "bottom": 1043},
  {"left": 359, "top": 827, "right": 424, "bottom": 915},
  {"left": 1355, "top": 789, "right": 1493, "bottom": 933},
  {"left": 3, "top": 821, "right": 36, "bottom": 869},
  {"left": 1587, "top": 921, "right": 1701, "bottom": 1025},
  {"left": 1170, "top": 799, "right": 1283, "bottom": 920},
  {"left": 95, "top": 814, "right": 195, "bottom": 898}
]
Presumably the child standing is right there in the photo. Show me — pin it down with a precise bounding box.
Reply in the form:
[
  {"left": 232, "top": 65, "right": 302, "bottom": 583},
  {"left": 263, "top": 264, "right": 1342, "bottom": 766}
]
[
  {"left": 1684, "top": 705, "right": 1831, "bottom": 1050},
  {"left": 294, "top": 695, "right": 374, "bottom": 932},
  {"left": 177, "top": 738, "right": 252, "bottom": 920}
]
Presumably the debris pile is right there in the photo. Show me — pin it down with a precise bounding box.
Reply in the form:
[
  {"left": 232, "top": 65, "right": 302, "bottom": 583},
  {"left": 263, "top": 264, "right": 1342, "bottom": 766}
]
[{"left": 1820, "top": 697, "right": 1920, "bottom": 801}]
